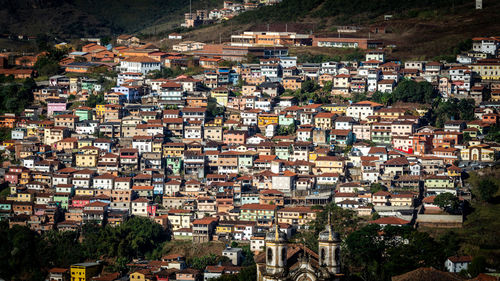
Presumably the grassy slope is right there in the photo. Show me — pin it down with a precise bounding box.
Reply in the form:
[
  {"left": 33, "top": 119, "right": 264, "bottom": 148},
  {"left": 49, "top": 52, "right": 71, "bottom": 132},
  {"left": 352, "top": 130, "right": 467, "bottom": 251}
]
[
  {"left": 420, "top": 167, "right": 500, "bottom": 268},
  {"left": 161, "top": 240, "right": 226, "bottom": 259},
  {"left": 178, "top": 0, "right": 500, "bottom": 60}
]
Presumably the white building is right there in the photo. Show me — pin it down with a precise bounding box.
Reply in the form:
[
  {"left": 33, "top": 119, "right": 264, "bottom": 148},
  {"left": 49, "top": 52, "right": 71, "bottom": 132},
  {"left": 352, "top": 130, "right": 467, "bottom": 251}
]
[
  {"left": 472, "top": 37, "right": 498, "bottom": 55},
  {"left": 445, "top": 256, "right": 472, "bottom": 273},
  {"left": 346, "top": 101, "right": 383, "bottom": 121},
  {"left": 131, "top": 198, "right": 149, "bottom": 217},
  {"left": 120, "top": 56, "right": 161, "bottom": 74}
]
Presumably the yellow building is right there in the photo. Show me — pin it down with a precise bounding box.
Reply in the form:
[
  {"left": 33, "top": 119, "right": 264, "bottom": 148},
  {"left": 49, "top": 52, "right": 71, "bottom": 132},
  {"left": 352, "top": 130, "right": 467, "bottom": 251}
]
[
  {"left": 470, "top": 60, "right": 500, "bottom": 80},
  {"left": 216, "top": 224, "right": 234, "bottom": 235},
  {"left": 277, "top": 206, "right": 319, "bottom": 226},
  {"left": 70, "top": 262, "right": 101, "bottom": 281},
  {"left": 258, "top": 114, "right": 278, "bottom": 127},
  {"left": 460, "top": 144, "right": 495, "bottom": 162},
  {"left": 19, "top": 171, "right": 31, "bottom": 185},
  {"left": 322, "top": 104, "right": 347, "bottom": 115},
  {"left": 78, "top": 139, "right": 94, "bottom": 149},
  {"left": 313, "top": 156, "right": 344, "bottom": 174},
  {"left": 95, "top": 104, "right": 106, "bottom": 117},
  {"left": 206, "top": 117, "right": 223, "bottom": 127},
  {"left": 447, "top": 165, "right": 462, "bottom": 178},
  {"left": 308, "top": 149, "right": 328, "bottom": 162},
  {"left": 75, "top": 188, "right": 95, "bottom": 196},
  {"left": 152, "top": 140, "right": 163, "bottom": 153},
  {"left": 130, "top": 270, "right": 154, "bottom": 281},
  {"left": 211, "top": 87, "right": 229, "bottom": 107},
  {"left": 491, "top": 90, "right": 500, "bottom": 102},
  {"left": 32, "top": 173, "right": 51, "bottom": 184},
  {"left": 163, "top": 143, "right": 185, "bottom": 158},
  {"left": 15, "top": 192, "right": 33, "bottom": 202},
  {"left": 75, "top": 153, "right": 98, "bottom": 168},
  {"left": 375, "top": 108, "right": 406, "bottom": 119}
]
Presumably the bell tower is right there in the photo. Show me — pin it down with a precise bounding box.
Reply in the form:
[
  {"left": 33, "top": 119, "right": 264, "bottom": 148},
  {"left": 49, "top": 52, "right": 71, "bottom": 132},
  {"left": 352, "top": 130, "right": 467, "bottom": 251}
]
[
  {"left": 264, "top": 210, "right": 287, "bottom": 279},
  {"left": 318, "top": 211, "right": 341, "bottom": 274}
]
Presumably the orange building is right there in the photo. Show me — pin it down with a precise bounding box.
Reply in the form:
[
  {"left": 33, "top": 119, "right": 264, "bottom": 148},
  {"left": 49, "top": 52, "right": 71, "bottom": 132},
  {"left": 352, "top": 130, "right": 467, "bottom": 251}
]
[{"left": 0, "top": 114, "right": 17, "bottom": 128}]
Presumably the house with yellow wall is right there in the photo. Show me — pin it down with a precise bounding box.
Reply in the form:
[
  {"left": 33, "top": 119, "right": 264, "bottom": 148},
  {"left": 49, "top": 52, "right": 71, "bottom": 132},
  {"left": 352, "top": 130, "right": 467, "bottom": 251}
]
[
  {"left": 258, "top": 114, "right": 278, "bottom": 127},
  {"left": 322, "top": 104, "right": 347, "bottom": 115},
  {"left": 70, "top": 262, "right": 101, "bottom": 281},
  {"left": 95, "top": 104, "right": 106, "bottom": 117},
  {"left": 313, "top": 156, "right": 344, "bottom": 174}
]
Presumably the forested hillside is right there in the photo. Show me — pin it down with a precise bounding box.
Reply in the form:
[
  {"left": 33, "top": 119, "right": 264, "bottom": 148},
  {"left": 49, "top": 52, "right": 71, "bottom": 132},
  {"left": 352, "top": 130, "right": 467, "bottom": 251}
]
[{"left": 0, "top": 0, "right": 223, "bottom": 38}]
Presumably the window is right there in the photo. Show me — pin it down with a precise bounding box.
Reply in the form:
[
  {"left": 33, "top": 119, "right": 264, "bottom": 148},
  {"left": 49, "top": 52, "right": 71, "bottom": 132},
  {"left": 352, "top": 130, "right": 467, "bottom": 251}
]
[{"left": 267, "top": 248, "right": 273, "bottom": 261}]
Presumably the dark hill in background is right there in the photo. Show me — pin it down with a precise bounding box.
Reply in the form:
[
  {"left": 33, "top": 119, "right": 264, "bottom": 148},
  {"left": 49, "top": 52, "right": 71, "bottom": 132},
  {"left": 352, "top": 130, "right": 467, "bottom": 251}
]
[
  {"left": 0, "top": 0, "right": 223, "bottom": 38},
  {"left": 1, "top": 0, "right": 499, "bottom": 60}
]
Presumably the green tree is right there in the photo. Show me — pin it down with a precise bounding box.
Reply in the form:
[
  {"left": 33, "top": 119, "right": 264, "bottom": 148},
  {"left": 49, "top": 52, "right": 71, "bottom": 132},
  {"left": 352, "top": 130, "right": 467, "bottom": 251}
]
[
  {"left": 485, "top": 124, "right": 500, "bottom": 143},
  {"left": 468, "top": 256, "right": 486, "bottom": 277},
  {"left": 344, "top": 224, "right": 447, "bottom": 281},
  {"left": 0, "top": 78, "right": 35, "bottom": 114},
  {"left": 432, "top": 98, "right": 475, "bottom": 127},
  {"left": 476, "top": 179, "right": 499, "bottom": 202},
  {"left": 351, "top": 92, "right": 368, "bottom": 103},
  {"left": 392, "top": 80, "right": 436, "bottom": 104},
  {"left": 206, "top": 98, "right": 223, "bottom": 118},
  {"left": 86, "top": 93, "right": 105, "bottom": 108},
  {"left": 301, "top": 80, "right": 320, "bottom": 93},
  {"left": 322, "top": 81, "right": 333, "bottom": 92},
  {"left": 34, "top": 48, "right": 67, "bottom": 77},
  {"left": 433, "top": 192, "right": 460, "bottom": 213},
  {"left": 101, "top": 36, "right": 112, "bottom": 46},
  {"left": 371, "top": 90, "right": 392, "bottom": 105},
  {"left": 370, "top": 183, "right": 387, "bottom": 194},
  {"left": 294, "top": 203, "right": 358, "bottom": 253},
  {"left": 189, "top": 254, "right": 229, "bottom": 270},
  {"left": 238, "top": 265, "right": 256, "bottom": 281}
]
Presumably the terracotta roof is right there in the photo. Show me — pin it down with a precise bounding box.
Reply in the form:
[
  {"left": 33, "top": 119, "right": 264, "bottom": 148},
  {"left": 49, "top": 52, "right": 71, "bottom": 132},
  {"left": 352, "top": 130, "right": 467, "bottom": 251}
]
[
  {"left": 123, "top": 56, "right": 159, "bottom": 63},
  {"left": 369, "top": 216, "right": 409, "bottom": 225},
  {"left": 391, "top": 267, "right": 464, "bottom": 281},
  {"left": 192, "top": 217, "right": 218, "bottom": 225},
  {"left": 240, "top": 203, "right": 276, "bottom": 210},
  {"left": 447, "top": 255, "right": 472, "bottom": 263},
  {"left": 385, "top": 157, "right": 409, "bottom": 166}
]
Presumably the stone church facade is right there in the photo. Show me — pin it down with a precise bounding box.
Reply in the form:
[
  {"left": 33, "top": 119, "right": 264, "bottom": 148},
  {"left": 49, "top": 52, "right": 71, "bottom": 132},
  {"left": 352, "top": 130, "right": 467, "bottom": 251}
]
[{"left": 256, "top": 214, "right": 342, "bottom": 281}]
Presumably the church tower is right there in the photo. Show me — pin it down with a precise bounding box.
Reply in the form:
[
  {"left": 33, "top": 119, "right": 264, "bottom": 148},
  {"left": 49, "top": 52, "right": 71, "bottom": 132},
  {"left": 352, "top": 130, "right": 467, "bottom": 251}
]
[
  {"left": 318, "top": 212, "right": 341, "bottom": 274},
  {"left": 264, "top": 211, "right": 287, "bottom": 280}
]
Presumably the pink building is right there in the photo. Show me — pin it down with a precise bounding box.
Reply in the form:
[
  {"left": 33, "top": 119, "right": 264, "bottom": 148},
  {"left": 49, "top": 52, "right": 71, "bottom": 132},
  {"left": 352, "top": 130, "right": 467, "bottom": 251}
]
[{"left": 47, "top": 100, "right": 67, "bottom": 116}]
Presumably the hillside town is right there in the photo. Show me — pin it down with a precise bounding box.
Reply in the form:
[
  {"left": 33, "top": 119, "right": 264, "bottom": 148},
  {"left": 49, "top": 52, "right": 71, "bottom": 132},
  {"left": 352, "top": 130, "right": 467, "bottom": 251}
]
[{"left": 0, "top": 17, "right": 500, "bottom": 281}]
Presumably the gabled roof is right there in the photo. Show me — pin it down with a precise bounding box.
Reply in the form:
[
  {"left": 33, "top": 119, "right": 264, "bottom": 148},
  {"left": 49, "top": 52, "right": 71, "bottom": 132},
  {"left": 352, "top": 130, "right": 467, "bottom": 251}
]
[{"left": 369, "top": 216, "right": 409, "bottom": 225}]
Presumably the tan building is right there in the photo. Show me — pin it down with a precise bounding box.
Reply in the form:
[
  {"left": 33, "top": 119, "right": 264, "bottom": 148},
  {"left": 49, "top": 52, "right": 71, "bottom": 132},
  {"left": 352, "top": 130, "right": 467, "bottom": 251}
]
[
  {"left": 314, "top": 112, "right": 336, "bottom": 130},
  {"left": 314, "top": 156, "right": 344, "bottom": 174},
  {"left": 277, "top": 206, "right": 320, "bottom": 228},
  {"left": 204, "top": 126, "right": 223, "bottom": 142}
]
